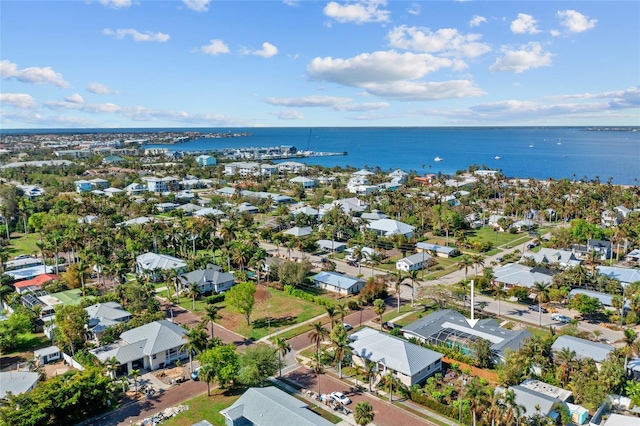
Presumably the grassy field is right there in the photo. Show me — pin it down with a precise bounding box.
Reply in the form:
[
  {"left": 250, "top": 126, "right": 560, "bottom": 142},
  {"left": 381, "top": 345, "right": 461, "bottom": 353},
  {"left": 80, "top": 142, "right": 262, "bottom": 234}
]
[
  {"left": 2, "top": 332, "right": 51, "bottom": 358},
  {"left": 7, "top": 233, "right": 41, "bottom": 257},
  {"left": 466, "top": 227, "right": 527, "bottom": 248}
]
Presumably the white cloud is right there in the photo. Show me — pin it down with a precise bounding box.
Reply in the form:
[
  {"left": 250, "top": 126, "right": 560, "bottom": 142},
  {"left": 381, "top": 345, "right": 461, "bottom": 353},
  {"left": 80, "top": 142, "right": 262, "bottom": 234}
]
[
  {"left": 361, "top": 80, "right": 485, "bottom": 101},
  {"left": 265, "top": 95, "right": 389, "bottom": 111},
  {"left": 469, "top": 15, "right": 487, "bottom": 27},
  {"left": 45, "top": 99, "right": 122, "bottom": 114},
  {"left": 489, "top": 42, "right": 553, "bottom": 73},
  {"left": 510, "top": 13, "right": 540, "bottom": 34},
  {"left": 65, "top": 94, "right": 84, "bottom": 104},
  {"left": 98, "top": 0, "right": 132, "bottom": 9},
  {"left": 550, "top": 29, "right": 561, "bottom": 37},
  {"left": 308, "top": 50, "right": 456, "bottom": 86},
  {"left": 387, "top": 25, "right": 491, "bottom": 59},
  {"left": 407, "top": 3, "right": 420, "bottom": 16},
  {"left": 272, "top": 110, "right": 304, "bottom": 120},
  {"left": 0, "top": 60, "right": 70, "bottom": 88},
  {"left": 556, "top": 10, "right": 597, "bottom": 33},
  {"left": 283, "top": 0, "right": 299, "bottom": 6},
  {"left": 254, "top": 42, "right": 278, "bottom": 58},
  {"left": 103, "top": 28, "right": 170, "bottom": 42},
  {"left": 323, "top": 0, "right": 390, "bottom": 24},
  {"left": 200, "top": 39, "right": 230, "bottom": 55},
  {"left": 545, "top": 86, "right": 640, "bottom": 109},
  {"left": 87, "top": 82, "right": 114, "bottom": 94},
  {"left": 182, "top": 0, "right": 211, "bottom": 12},
  {"left": 0, "top": 93, "right": 38, "bottom": 109}
]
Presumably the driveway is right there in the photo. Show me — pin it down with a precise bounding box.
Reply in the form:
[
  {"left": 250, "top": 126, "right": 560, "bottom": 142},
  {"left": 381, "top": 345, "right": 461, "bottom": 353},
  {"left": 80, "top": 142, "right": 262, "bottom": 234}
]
[{"left": 286, "top": 366, "right": 437, "bottom": 426}]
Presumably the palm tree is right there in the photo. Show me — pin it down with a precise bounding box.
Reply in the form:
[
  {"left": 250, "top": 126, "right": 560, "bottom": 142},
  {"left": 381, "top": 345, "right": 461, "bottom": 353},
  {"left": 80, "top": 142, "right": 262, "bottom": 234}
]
[
  {"left": 273, "top": 336, "right": 291, "bottom": 378},
  {"left": 186, "top": 282, "right": 201, "bottom": 311},
  {"left": 487, "top": 391, "right": 504, "bottom": 426},
  {"left": 354, "top": 401, "right": 375, "bottom": 426},
  {"left": 464, "top": 376, "right": 489, "bottom": 426},
  {"left": 311, "top": 352, "right": 323, "bottom": 396},
  {"left": 352, "top": 363, "right": 362, "bottom": 388},
  {"left": 203, "top": 305, "right": 221, "bottom": 339},
  {"left": 373, "top": 299, "right": 386, "bottom": 330},
  {"left": 555, "top": 347, "right": 576, "bottom": 387},
  {"left": 621, "top": 328, "right": 638, "bottom": 369},
  {"left": 335, "top": 303, "right": 348, "bottom": 324},
  {"left": 364, "top": 359, "right": 378, "bottom": 392},
  {"left": 181, "top": 325, "right": 209, "bottom": 372},
  {"left": 390, "top": 270, "right": 404, "bottom": 313},
  {"left": 502, "top": 388, "right": 526, "bottom": 426},
  {"left": 533, "top": 281, "right": 551, "bottom": 326},
  {"left": 378, "top": 372, "right": 398, "bottom": 402},
  {"left": 130, "top": 369, "right": 140, "bottom": 395},
  {"left": 492, "top": 282, "right": 506, "bottom": 316},
  {"left": 325, "top": 305, "right": 338, "bottom": 328},
  {"left": 408, "top": 269, "right": 419, "bottom": 307},
  {"left": 199, "top": 363, "right": 215, "bottom": 396},
  {"left": 331, "top": 325, "right": 351, "bottom": 379},
  {"left": 366, "top": 251, "right": 383, "bottom": 277},
  {"left": 309, "top": 321, "right": 329, "bottom": 360},
  {"left": 457, "top": 255, "right": 474, "bottom": 283},
  {"left": 472, "top": 254, "right": 485, "bottom": 277}
]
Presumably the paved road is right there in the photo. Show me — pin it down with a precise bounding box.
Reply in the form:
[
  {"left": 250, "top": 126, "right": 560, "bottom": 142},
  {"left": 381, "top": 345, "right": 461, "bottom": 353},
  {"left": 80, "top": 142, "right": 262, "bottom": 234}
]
[{"left": 286, "top": 366, "right": 437, "bottom": 426}]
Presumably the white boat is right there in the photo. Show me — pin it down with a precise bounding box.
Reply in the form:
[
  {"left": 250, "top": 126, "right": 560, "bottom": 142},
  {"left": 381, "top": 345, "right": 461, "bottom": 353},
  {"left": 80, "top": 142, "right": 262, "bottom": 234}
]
[
  {"left": 557, "top": 138, "right": 562, "bottom": 145},
  {"left": 494, "top": 156, "right": 501, "bottom": 160},
  {"left": 529, "top": 144, "right": 534, "bottom": 148},
  {"left": 434, "top": 157, "right": 443, "bottom": 162}
]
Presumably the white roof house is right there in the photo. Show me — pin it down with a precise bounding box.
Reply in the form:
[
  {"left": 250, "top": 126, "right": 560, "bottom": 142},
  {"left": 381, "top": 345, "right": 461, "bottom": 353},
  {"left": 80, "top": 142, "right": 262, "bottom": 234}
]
[
  {"left": 312, "top": 271, "right": 364, "bottom": 295},
  {"left": 396, "top": 252, "right": 433, "bottom": 272},
  {"left": 416, "top": 242, "right": 460, "bottom": 258},
  {"left": 597, "top": 266, "right": 640, "bottom": 286},
  {"left": 136, "top": 253, "right": 187, "bottom": 275},
  {"left": 90, "top": 320, "right": 188, "bottom": 374},
  {"left": 366, "top": 219, "right": 414, "bottom": 238},
  {"left": 551, "top": 335, "right": 614, "bottom": 365},
  {"left": 289, "top": 176, "right": 316, "bottom": 188},
  {"left": 349, "top": 328, "right": 442, "bottom": 386},
  {"left": 277, "top": 161, "right": 308, "bottom": 173},
  {"left": 0, "top": 371, "right": 40, "bottom": 399},
  {"left": 283, "top": 226, "right": 313, "bottom": 237},
  {"left": 292, "top": 206, "right": 319, "bottom": 217},
  {"left": 492, "top": 263, "right": 554, "bottom": 289},
  {"left": 116, "top": 216, "right": 154, "bottom": 227},
  {"left": 315, "top": 240, "right": 346, "bottom": 253},
  {"left": 85, "top": 302, "right": 131, "bottom": 339},
  {"left": 220, "top": 387, "right": 334, "bottom": 426},
  {"left": 521, "top": 248, "right": 582, "bottom": 269}
]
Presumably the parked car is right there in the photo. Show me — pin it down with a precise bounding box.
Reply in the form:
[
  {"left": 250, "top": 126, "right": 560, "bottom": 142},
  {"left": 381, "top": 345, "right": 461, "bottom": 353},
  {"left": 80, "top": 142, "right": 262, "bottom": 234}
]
[
  {"left": 528, "top": 304, "right": 548, "bottom": 313},
  {"left": 551, "top": 314, "right": 571, "bottom": 323},
  {"left": 496, "top": 257, "right": 504, "bottom": 262},
  {"left": 331, "top": 391, "right": 351, "bottom": 405},
  {"left": 14, "top": 254, "right": 33, "bottom": 260},
  {"left": 190, "top": 367, "right": 200, "bottom": 380},
  {"left": 527, "top": 244, "right": 536, "bottom": 250},
  {"left": 342, "top": 323, "right": 353, "bottom": 331}
]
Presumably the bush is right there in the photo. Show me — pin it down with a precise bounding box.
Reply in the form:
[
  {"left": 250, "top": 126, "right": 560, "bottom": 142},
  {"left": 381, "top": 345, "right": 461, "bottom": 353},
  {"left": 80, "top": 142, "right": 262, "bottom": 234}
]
[
  {"left": 206, "top": 293, "right": 226, "bottom": 304},
  {"left": 283, "top": 285, "right": 335, "bottom": 308},
  {"left": 347, "top": 300, "right": 360, "bottom": 311}
]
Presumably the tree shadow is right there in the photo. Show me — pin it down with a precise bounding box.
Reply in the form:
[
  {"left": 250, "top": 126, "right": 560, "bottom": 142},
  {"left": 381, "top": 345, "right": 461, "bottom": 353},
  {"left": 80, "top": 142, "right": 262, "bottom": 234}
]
[{"left": 252, "top": 315, "right": 297, "bottom": 329}]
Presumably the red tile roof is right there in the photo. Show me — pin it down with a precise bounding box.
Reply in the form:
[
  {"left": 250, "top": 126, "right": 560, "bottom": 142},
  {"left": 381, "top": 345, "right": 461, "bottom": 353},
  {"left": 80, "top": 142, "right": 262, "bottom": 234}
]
[{"left": 14, "top": 273, "right": 60, "bottom": 288}]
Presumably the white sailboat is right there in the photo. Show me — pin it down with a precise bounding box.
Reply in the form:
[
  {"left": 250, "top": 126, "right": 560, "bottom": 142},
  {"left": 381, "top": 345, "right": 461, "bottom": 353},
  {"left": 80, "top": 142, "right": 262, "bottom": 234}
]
[{"left": 434, "top": 156, "right": 443, "bottom": 162}]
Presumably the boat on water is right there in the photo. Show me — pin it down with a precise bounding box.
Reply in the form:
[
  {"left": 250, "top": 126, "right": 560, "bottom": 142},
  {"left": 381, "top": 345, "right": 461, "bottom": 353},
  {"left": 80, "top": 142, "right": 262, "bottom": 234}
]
[
  {"left": 434, "top": 157, "right": 443, "bottom": 162},
  {"left": 494, "top": 156, "right": 501, "bottom": 160},
  {"left": 557, "top": 138, "right": 562, "bottom": 145},
  {"left": 529, "top": 144, "right": 534, "bottom": 148}
]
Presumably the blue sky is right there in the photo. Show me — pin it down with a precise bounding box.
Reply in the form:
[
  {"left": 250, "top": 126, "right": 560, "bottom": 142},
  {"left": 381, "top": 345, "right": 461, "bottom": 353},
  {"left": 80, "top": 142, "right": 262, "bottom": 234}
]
[{"left": 1, "top": 0, "right": 638, "bottom": 128}]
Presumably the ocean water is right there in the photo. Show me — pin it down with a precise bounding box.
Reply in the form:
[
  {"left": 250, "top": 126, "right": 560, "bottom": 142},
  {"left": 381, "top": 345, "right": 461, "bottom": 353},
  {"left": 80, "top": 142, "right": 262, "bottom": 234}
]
[{"left": 145, "top": 127, "right": 640, "bottom": 185}]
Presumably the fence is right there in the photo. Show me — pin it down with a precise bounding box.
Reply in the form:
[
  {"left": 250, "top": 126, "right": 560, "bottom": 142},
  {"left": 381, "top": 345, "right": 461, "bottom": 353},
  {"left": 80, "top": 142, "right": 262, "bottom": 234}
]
[
  {"left": 442, "top": 357, "right": 498, "bottom": 384},
  {"left": 62, "top": 352, "right": 85, "bottom": 371}
]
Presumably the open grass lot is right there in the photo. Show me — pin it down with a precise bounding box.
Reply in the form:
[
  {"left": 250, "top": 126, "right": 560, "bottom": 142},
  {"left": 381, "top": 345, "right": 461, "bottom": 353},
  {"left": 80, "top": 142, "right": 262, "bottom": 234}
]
[
  {"left": 161, "top": 388, "right": 242, "bottom": 426},
  {"left": 7, "top": 233, "right": 41, "bottom": 257},
  {"left": 201, "top": 287, "right": 326, "bottom": 341},
  {"left": 465, "top": 227, "right": 526, "bottom": 248}
]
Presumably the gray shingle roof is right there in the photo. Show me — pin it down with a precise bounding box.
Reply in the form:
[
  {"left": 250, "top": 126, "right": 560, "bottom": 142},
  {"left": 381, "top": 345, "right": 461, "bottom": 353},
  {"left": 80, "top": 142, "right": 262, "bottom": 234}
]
[
  {"left": 220, "top": 387, "right": 334, "bottom": 426},
  {"left": 120, "top": 320, "right": 187, "bottom": 356},
  {"left": 312, "top": 271, "right": 362, "bottom": 290},
  {"left": 179, "top": 267, "right": 233, "bottom": 287},
  {"left": 551, "top": 335, "right": 614, "bottom": 363},
  {"left": 349, "top": 328, "right": 442, "bottom": 377}
]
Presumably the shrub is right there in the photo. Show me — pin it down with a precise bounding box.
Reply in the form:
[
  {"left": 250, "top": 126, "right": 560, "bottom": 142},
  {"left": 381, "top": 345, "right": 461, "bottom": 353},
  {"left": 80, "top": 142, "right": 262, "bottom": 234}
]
[
  {"left": 206, "top": 293, "right": 226, "bottom": 304},
  {"left": 347, "top": 300, "right": 360, "bottom": 311}
]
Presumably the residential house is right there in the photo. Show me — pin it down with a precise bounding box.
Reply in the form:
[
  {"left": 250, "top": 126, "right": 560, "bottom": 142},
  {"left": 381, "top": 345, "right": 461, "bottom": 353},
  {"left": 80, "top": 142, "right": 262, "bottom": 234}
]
[
  {"left": 220, "top": 386, "right": 334, "bottom": 426},
  {"left": 14, "top": 273, "right": 60, "bottom": 294},
  {"left": 315, "top": 240, "right": 346, "bottom": 253},
  {"left": 155, "top": 202, "right": 180, "bottom": 213},
  {"left": 389, "top": 169, "right": 409, "bottom": 183},
  {"left": 236, "top": 202, "right": 259, "bottom": 214},
  {"left": 116, "top": 216, "right": 153, "bottom": 227},
  {"left": 352, "top": 169, "right": 374, "bottom": 177},
  {"left": 350, "top": 327, "right": 442, "bottom": 386},
  {"left": 194, "top": 207, "right": 225, "bottom": 218},
  {"left": 568, "top": 289, "right": 629, "bottom": 311},
  {"left": 78, "top": 215, "right": 99, "bottom": 224},
  {"left": 7, "top": 265, "right": 53, "bottom": 282},
  {"left": 143, "top": 176, "right": 180, "bottom": 193},
  {"left": 136, "top": 253, "right": 187, "bottom": 278},
  {"left": 360, "top": 210, "right": 390, "bottom": 221},
  {"left": 402, "top": 309, "right": 532, "bottom": 364},
  {"left": 492, "top": 263, "right": 555, "bottom": 289},
  {"left": 178, "top": 265, "right": 235, "bottom": 294},
  {"left": 33, "top": 346, "right": 62, "bottom": 365},
  {"left": 396, "top": 252, "right": 433, "bottom": 272},
  {"left": 289, "top": 176, "right": 316, "bottom": 188},
  {"left": 102, "top": 155, "right": 126, "bottom": 165},
  {"left": 614, "top": 205, "right": 632, "bottom": 219},
  {"left": 277, "top": 161, "right": 307, "bottom": 174},
  {"left": 551, "top": 335, "right": 614, "bottom": 368},
  {"left": 292, "top": 206, "right": 319, "bottom": 218},
  {"left": 104, "top": 187, "right": 125, "bottom": 197},
  {"left": 283, "top": 226, "right": 313, "bottom": 238},
  {"left": 74, "top": 180, "right": 93, "bottom": 193},
  {"left": 5, "top": 256, "right": 43, "bottom": 272},
  {"left": 195, "top": 154, "right": 217, "bottom": 167},
  {"left": 601, "top": 210, "right": 622, "bottom": 227},
  {"left": 319, "top": 198, "right": 367, "bottom": 216},
  {"left": 377, "top": 182, "right": 402, "bottom": 192},
  {"left": 497, "top": 379, "right": 576, "bottom": 424},
  {"left": 603, "top": 414, "right": 640, "bottom": 426},
  {"left": 521, "top": 248, "right": 582, "bottom": 269},
  {"left": 90, "top": 320, "right": 188, "bottom": 375},
  {"left": 85, "top": 302, "right": 132, "bottom": 342},
  {"left": 366, "top": 219, "right": 414, "bottom": 238},
  {"left": 0, "top": 371, "right": 40, "bottom": 400},
  {"left": 17, "top": 184, "right": 45, "bottom": 199},
  {"left": 416, "top": 242, "right": 459, "bottom": 258},
  {"left": 587, "top": 239, "right": 612, "bottom": 259},
  {"left": 89, "top": 178, "right": 109, "bottom": 189},
  {"left": 125, "top": 182, "right": 147, "bottom": 196},
  {"left": 510, "top": 219, "right": 537, "bottom": 232},
  {"left": 597, "top": 266, "right": 640, "bottom": 286},
  {"left": 311, "top": 271, "right": 364, "bottom": 295}
]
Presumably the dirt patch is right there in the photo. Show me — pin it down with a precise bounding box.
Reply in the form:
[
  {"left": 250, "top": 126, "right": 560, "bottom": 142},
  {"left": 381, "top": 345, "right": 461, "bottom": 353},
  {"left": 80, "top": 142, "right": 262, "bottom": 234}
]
[
  {"left": 255, "top": 285, "right": 271, "bottom": 303},
  {"left": 43, "top": 361, "right": 72, "bottom": 378}
]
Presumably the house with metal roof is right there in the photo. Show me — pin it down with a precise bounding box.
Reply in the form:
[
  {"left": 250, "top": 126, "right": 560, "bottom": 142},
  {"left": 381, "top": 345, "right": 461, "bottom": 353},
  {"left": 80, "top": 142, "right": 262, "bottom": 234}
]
[
  {"left": 283, "top": 226, "right": 313, "bottom": 237},
  {"left": 116, "top": 216, "right": 154, "bottom": 227},
  {"left": 521, "top": 248, "right": 582, "bottom": 269},
  {"left": 277, "top": 161, "right": 307, "bottom": 173},
  {"left": 315, "top": 240, "right": 346, "bottom": 253},
  {"left": 33, "top": 345, "right": 62, "bottom": 365},
  {"left": 311, "top": 271, "right": 364, "bottom": 295},
  {"left": 136, "top": 253, "right": 187, "bottom": 277},
  {"left": 396, "top": 252, "right": 433, "bottom": 272},
  {"left": 496, "top": 383, "right": 569, "bottom": 423},
  {"left": 402, "top": 309, "right": 532, "bottom": 364},
  {"left": 416, "top": 242, "right": 459, "bottom": 258},
  {"left": 289, "top": 176, "right": 316, "bottom": 188},
  {"left": 349, "top": 327, "right": 442, "bottom": 386},
  {"left": 551, "top": 335, "right": 614, "bottom": 367},
  {"left": 0, "top": 371, "right": 40, "bottom": 400},
  {"left": 568, "top": 289, "right": 629, "bottom": 310},
  {"left": 90, "top": 320, "right": 188, "bottom": 375},
  {"left": 360, "top": 210, "right": 390, "bottom": 221},
  {"left": 178, "top": 265, "right": 235, "bottom": 294},
  {"left": 85, "top": 302, "right": 131, "bottom": 342},
  {"left": 220, "top": 386, "right": 334, "bottom": 426},
  {"left": 492, "top": 263, "right": 555, "bottom": 289},
  {"left": 597, "top": 266, "right": 640, "bottom": 286},
  {"left": 366, "top": 219, "right": 414, "bottom": 238}
]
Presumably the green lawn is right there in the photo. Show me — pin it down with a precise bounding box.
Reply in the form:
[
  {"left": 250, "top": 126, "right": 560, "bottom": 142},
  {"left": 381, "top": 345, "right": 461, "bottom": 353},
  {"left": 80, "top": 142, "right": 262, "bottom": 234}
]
[
  {"left": 3, "top": 332, "right": 51, "bottom": 357},
  {"left": 7, "top": 233, "right": 41, "bottom": 257},
  {"left": 526, "top": 326, "right": 552, "bottom": 339},
  {"left": 465, "top": 227, "right": 526, "bottom": 248}
]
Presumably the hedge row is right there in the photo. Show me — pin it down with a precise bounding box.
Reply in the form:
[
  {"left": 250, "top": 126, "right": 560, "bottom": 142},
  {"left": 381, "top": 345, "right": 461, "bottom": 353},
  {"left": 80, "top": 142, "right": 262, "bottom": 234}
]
[
  {"left": 409, "top": 391, "right": 471, "bottom": 424},
  {"left": 205, "top": 293, "right": 226, "bottom": 304},
  {"left": 283, "top": 285, "right": 335, "bottom": 308}
]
